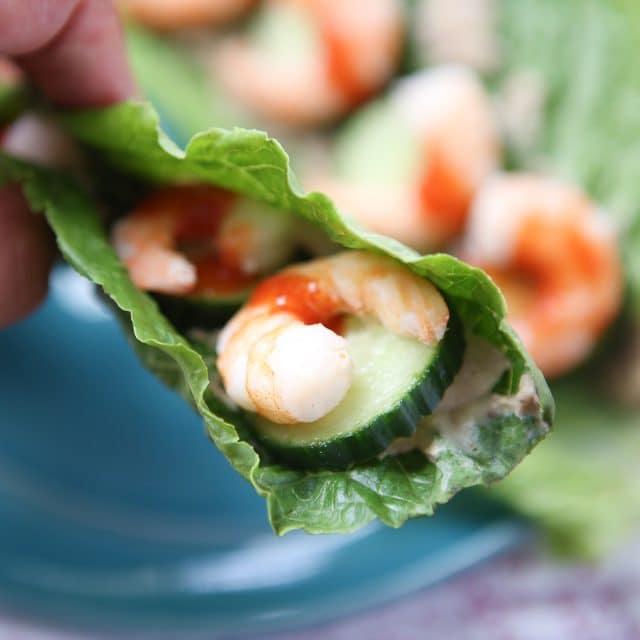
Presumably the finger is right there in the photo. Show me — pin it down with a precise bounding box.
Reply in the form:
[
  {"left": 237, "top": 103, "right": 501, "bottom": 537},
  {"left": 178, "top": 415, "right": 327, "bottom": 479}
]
[
  {"left": 0, "top": 184, "right": 56, "bottom": 328},
  {"left": 0, "top": 0, "right": 135, "bottom": 107}
]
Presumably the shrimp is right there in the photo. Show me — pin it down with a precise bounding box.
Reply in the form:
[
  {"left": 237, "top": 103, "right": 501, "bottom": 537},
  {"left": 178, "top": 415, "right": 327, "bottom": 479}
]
[
  {"left": 112, "top": 184, "right": 295, "bottom": 295},
  {"left": 118, "top": 0, "right": 254, "bottom": 30},
  {"left": 216, "top": 251, "right": 449, "bottom": 423},
  {"left": 214, "top": 0, "right": 404, "bottom": 126},
  {"left": 461, "top": 174, "right": 623, "bottom": 377},
  {"left": 309, "top": 66, "right": 500, "bottom": 251}
]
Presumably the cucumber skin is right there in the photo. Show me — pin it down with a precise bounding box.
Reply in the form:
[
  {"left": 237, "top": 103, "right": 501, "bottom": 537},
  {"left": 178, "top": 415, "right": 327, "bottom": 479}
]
[
  {"left": 154, "top": 291, "right": 250, "bottom": 331},
  {"left": 252, "top": 313, "right": 466, "bottom": 471}
]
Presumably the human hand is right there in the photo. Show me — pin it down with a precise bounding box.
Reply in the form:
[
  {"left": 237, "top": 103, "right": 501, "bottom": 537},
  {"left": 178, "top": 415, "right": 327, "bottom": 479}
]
[{"left": 0, "top": 0, "right": 134, "bottom": 327}]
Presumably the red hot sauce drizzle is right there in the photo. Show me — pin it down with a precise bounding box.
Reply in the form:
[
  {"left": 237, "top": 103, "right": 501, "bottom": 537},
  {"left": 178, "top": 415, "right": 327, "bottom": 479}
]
[
  {"left": 191, "top": 255, "right": 257, "bottom": 295},
  {"left": 172, "top": 185, "right": 235, "bottom": 242},
  {"left": 248, "top": 273, "right": 346, "bottom": 334},
  {"left": 136, "top": 184, "right": 257, "bottom": 296}
]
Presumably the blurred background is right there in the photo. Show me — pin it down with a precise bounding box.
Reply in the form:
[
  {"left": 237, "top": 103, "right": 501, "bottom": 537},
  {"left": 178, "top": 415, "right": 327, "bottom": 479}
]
[{"left": 1, "top": 0, "right": 640, "bottom": 637}]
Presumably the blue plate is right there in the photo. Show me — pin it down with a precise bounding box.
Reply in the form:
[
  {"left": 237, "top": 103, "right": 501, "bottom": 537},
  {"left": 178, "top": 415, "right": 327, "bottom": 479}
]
[{"left": 0, "top": 266, "right": 525, "bottom": 637}]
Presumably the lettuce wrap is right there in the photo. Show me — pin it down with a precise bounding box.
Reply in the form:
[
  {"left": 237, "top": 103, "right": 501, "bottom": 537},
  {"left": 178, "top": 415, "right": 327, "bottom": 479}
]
[{"left": 0, "top": 100, "right": 552, "bottom": 534}]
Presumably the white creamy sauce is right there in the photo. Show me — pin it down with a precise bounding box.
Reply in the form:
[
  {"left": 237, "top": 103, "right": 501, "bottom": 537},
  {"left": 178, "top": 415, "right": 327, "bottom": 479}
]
[
  {"left": 385, "top": 334, "right": 541, "bottom": 457},
  {"left": 425, "top": 373, "right": 539, "bottom": 458},
  {"left": 437, "top": 334, "right": 509, "bottom": 412}
]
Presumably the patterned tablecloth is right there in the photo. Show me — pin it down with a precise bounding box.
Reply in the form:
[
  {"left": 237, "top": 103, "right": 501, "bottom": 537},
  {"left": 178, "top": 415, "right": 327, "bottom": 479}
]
[{"left": 2, "top": 537, "right": 639, "bottom": 640}]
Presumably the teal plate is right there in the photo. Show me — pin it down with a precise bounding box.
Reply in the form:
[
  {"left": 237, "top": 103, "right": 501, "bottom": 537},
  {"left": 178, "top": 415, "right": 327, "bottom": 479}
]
[{"left": 0, "top": 265, "right": 526, "bottom": 637}]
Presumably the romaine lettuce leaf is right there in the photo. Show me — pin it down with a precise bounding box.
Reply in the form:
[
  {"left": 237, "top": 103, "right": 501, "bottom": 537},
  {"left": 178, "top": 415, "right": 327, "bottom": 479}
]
[
  {"left": 0, "top": 101, "right": 551, "bottom": 533},
  {"left": 125, "top": 24, "right": 239, "bottom": 140}
]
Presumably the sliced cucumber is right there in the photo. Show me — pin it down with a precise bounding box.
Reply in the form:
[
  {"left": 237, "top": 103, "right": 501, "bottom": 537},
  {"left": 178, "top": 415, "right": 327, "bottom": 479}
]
[
  {"left": 154, "top": 290, "right": 250, "bottom": 330},
  {"left": 252, "top": 313, "right": 464, "bottom": 470},
  {"left": 334, "top": 99, "right": 421, "bottom": 185}
]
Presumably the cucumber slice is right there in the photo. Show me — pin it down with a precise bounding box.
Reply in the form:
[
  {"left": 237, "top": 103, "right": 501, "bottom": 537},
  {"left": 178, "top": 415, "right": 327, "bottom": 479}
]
[
  {"left": 252, "top": 312, "right": 464, "bottom": 470},
  {"left": 334, "top": 99, "right": 421, "bottom": 185},
  {"left": 155, "top": 290, "right": 250, "bottom": 330}
]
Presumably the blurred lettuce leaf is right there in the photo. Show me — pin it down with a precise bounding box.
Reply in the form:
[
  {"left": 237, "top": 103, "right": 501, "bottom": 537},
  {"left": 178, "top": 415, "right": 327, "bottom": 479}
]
[
  {"left": 0, "top": 99, "right": 552, "bottom": 534},
  {"left": 125, "top": 24, "right": 238, "bottom": 141}
]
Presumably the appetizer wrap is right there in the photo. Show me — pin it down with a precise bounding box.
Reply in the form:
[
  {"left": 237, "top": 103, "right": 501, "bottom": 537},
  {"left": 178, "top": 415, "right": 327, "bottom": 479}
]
[
  {"left": 0, "top": 101, "right": 552, "bottom": 534},
  {"left": 36, "top": 0, "right": 632, "bottom": 554}
]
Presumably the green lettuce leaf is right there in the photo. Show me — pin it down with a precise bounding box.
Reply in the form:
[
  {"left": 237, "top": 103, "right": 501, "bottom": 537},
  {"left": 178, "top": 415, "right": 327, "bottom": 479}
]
[
  {"left": 125, "top": 24, "right": 239, "bottom": 141},
  {"left": 0, "top": 100, "right": 551, "bottom": 534}
]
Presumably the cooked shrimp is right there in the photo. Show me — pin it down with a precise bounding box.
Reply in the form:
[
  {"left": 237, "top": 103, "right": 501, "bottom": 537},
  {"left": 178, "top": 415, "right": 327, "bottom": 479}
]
[
  {"left": 217, "top": 251, "right": 449, "bottom": 423},
  {"left": 461, "top": 174, "right": 623, "bottom": 377},
  {"left": 119, "top": 0, "right": 254, "bottom": 30},
  {"left": 214, "top": 0, "right": 404, "bottom": 126},
  {"left": 112, "top": 184, "right": 295, "bottom": 295},
  {"left": 309, "top": 66, "right": 499, "bottom": 251}
]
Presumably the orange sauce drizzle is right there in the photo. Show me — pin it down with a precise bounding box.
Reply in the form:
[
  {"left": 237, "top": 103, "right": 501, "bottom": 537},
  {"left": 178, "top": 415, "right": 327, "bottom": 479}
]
[
  {"left": 248, "top": 273, "right": 345, "bottom": 332},
  {"left": 191, "top": 255, "right": 257, "bottom": 295},
  {"left": 135, "top": 185, "right": 257, "bottom": 295}
]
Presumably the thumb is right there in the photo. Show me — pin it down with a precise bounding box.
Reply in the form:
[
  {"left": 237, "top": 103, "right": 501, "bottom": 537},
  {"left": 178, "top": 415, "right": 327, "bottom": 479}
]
[
  {"left": 0, "top": 0, "right": 135, "bottom": 107},
  {"left": 0, "top": 184, "right": 56, "bottom": 328}
]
